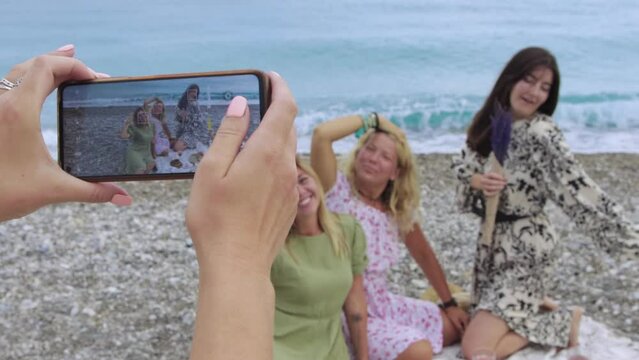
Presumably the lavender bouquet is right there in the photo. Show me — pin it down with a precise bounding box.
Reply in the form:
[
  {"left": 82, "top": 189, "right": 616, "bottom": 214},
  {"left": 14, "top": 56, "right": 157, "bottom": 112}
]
[{"left": 481, "top": 104, "right": 511, "bottom": 245}]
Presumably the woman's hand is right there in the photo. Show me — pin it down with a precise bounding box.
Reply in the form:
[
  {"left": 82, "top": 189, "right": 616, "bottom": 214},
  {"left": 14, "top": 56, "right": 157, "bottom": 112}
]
[
  {"left": 471, "top": 172, "right": 507, "bottom": 197},
  {"left": 377, "top": 114, "right": 406, "bottom": 140},
  {"left": 187, "top": 73, "right": 298, "bottom": 360},
  {"left": 444, "top": 306, "right": 470, "bottom": 335},
  {"left": 0, "top": 45, "right": 132, "bottom": 222},
  {"left": 186, "top": 72, "right": 298, "bottom": 277}
]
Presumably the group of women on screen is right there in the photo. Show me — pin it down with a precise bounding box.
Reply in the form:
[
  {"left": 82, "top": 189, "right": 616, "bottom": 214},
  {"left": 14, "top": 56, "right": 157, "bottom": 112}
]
[
  {"left": 272, "top": 47, "right": 638, "bottom": 360},
  {"left": 119, "top": 84, "right": 209, "bottom": 174}
]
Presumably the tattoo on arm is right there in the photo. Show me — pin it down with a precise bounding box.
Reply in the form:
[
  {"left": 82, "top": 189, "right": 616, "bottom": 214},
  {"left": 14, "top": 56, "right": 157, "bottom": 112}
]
[{"left": 349, "top": 313, "right": 363, "bottom": 323}]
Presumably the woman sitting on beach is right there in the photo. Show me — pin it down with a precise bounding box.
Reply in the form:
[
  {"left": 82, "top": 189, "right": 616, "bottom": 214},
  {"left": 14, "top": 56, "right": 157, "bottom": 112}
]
[
  {"left": 120, "top": 106, "right": 156, "bottom": 174},
  {"left": 452, "top": 46, "right": 639, "bottom": 359},
  {"left": 143, "top": 97, "right": 173, "bottom": 156},
  {"left": 271, "top": 158, "right": 369, "bottom": 359},
  {"left": 173, "top": 84, "right": 209, "bottom": 153},
  {"left": 311, "top": 114, "right": 468, "bottom": 360}
]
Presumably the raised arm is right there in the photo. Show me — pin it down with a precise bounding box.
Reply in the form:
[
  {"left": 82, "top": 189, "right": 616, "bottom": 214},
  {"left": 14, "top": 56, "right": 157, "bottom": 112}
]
[
  {"left": 310, "top": 115, "right": 363, "bottom": 191},
  {"left": 120, "top": 115, "right": 132, "bottom": 139}
]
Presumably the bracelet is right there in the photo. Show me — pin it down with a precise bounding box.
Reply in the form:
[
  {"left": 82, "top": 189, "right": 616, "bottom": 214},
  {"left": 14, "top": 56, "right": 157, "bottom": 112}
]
[
  {"left": 370, "top": 112, "right": 379, "bottom": 129},
  {"left": 355, "top": 112, "right": 380, "bottom": 139},
  {"left": 439, "top": 298, "right": 458, "bottom": 309}
]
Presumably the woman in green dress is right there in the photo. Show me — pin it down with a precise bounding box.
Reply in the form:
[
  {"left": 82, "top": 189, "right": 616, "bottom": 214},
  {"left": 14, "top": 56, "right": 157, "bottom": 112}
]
[
  {"left": 271, "top": 158, "right": 369, "bottom": 360},
  {"left": 120, "top": 107, "right": 156, "bottom": 174}
]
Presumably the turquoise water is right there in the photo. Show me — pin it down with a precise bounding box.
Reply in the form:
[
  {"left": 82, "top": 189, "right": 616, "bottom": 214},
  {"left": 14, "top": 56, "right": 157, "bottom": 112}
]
[{"left": 2, "top": 0, "right": 638, "bottom": 153}]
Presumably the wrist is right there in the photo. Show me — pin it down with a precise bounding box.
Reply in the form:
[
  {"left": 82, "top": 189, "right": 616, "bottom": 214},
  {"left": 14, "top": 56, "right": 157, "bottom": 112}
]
[
  {"left": 439, "top": 297, "right": 458, "bottom": 310},
  {"left": 355, "top": 112, "right": 379, "bottom": 138}
]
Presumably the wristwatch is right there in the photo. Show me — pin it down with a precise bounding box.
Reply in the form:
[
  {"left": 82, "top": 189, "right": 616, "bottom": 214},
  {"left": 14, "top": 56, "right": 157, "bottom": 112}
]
[{"left": 440, "top": 298, "right": 458, "bottom": 309}]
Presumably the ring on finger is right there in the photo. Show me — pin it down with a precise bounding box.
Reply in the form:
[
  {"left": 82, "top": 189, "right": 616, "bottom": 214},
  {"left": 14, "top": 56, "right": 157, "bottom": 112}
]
[{"left": 0, "top": 77, "right": 22, "bottom": 91}]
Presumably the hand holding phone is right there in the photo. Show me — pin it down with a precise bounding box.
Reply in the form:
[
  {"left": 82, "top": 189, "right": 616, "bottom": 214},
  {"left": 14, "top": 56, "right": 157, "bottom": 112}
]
[
  {"left": 58, "top": 70, "right": 271, "bottom": 181},
  {"left": 0, "top": 46, "right": 132, "bottom": 222}
]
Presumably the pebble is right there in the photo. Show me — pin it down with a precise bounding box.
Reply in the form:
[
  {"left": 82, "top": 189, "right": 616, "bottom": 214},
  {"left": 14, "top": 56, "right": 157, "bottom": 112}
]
[{"left": 0, "top": 154, "right": 636, "bottom": 359}]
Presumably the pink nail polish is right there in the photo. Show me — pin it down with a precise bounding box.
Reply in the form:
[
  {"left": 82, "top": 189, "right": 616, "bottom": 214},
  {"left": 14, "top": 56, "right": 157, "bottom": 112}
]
[
  {"left": 56, "top": 44, "right": 75, "bottom": 52},
  {"left": 226, "top": 96, "right": 248, "bottom": 117},
  {"left": 87, "top": 67, "right": 99, "bottom": 77},
  {"left": 111, "top": 194, "right": 132, "bottom": 206}
]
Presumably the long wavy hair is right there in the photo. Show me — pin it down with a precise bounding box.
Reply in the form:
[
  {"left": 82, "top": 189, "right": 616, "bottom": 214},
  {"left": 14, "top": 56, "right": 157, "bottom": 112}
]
[
  {"left": 289, "top": 157, "right": 349, "bottom": 258},
  {"left": 467, "top": 47, "right": 561, "bottom": 157},
  {"left": 345, "top": 129, "right": 419, "bottom": 237},
  {"left": 132, "top": 107, "right": 149, "bottom": 128},
  {"left": 177, "top": 84, "right": 200, "bottom": 110},
  {"left": 150, "top": 99, "right": 166, "bottom": 122}
]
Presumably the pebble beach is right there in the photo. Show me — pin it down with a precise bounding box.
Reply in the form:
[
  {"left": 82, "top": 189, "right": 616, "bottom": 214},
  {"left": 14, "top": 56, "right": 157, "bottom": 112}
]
[{"left": 1, "top": 153, "right": 637, "bottom": 359}]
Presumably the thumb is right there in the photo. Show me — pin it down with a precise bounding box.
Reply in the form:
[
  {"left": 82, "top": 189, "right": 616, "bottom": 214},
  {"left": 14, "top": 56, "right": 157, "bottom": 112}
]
[{"left": 50, "top": 176, "right": 133, "bottom": 206}]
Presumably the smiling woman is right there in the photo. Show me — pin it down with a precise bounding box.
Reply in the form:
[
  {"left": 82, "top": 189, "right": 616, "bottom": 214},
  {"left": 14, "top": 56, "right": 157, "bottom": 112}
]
[
  {"left": 311, "top": 114, "right": 469, "bottom": 360},
  {"left": 271, "top": 158, "right": 369, "bottom": 360},
  {"left": 453, "top": 47, "right": 639, "bottom": 359}
]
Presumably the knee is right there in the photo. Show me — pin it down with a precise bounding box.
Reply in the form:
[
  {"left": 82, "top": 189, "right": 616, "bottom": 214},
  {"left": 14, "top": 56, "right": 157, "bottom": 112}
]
[
  {"left": 461, "top": 340, "right": 493, "bottom": 360},
  {"left": 396, "top": 340, "right": 433, "bottom": 360},
  {"left": 461, "top": 336, "right": 481, "bottom": 360}
]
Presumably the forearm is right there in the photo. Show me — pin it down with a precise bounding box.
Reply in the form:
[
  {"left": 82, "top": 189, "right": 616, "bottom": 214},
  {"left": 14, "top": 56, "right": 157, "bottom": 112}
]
[
  {"left": 346, "top": 311, "right": 368, "bottom": 360},
  {"left": 415, "top": 250, "right": 454, "bottom": 302},
  {"left": 311, "top": 115, "right": 363, "bottom": 190},
  {"left": 406, "top": 227, "right": 454, "bottom": 303},
  {"left": 313, "top": 115, "right": 365, "bottom": 142},
  {"left": 343, "top": 277, "right": 369, "bottom": 360},
  {"left": 162, "top": 124, "right": 173, "bottom": 139},
  {"left": 120, "top": 125, "right": 130, "bottom": 139},
  {"left": 191, "top": 264, "right": 275, "bottom": 360}
]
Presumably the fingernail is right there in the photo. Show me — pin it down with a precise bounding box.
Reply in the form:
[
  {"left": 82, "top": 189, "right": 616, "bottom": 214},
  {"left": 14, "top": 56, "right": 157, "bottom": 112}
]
[
  {"left": 270, "top": 71, "right": 281, "bottom": 78},
  {"left": 87, "top": 67, "right": 99, "bottom": 77},
  {"left": 56, "top": 44, "right": 75, "bottom": 52},
  {"left": 95, "top": 72, "right": 111, "bottom": 78},
  {"left": 226, "top": 96, "right": 247, "bottom": 117},
  {"left": 111, "top": 194, "right": 133, "bottom": 206}
]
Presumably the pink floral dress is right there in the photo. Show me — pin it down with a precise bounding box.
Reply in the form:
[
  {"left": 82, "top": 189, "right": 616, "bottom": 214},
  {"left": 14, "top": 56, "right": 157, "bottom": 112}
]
[{"left": 326, "top": 172, "right": 444, "bottom": 359}]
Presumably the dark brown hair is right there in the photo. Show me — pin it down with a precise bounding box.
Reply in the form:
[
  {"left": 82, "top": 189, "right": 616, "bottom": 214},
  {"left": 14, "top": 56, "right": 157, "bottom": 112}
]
[{"left": 466, "top": 47, "right": 561, "bottom": 157}]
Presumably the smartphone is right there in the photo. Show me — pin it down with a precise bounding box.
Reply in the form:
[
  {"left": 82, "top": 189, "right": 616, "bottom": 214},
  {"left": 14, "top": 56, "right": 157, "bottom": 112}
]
[{"left": 58, "top": 70, "right": 270, "bottom": 181}]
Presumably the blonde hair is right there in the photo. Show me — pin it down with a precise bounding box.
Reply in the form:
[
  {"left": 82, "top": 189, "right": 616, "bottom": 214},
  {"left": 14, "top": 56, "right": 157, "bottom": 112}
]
[
  {"left": 345, "top": 129, "right": 420, "bottom": 237},
  {"left": 289, "top": 157, "right": 349, "bottom": 258}
]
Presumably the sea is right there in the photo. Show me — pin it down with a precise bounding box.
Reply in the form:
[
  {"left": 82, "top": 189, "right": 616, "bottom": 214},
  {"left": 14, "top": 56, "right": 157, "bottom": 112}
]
[{"left": 2, "top": 0, "right": 639, "bottom": 155}]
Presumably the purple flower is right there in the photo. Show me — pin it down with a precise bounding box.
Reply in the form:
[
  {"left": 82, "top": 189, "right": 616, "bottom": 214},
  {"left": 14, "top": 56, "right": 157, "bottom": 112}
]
[{"left": 490, "top": 103, "right": 512, "bottom": 164}]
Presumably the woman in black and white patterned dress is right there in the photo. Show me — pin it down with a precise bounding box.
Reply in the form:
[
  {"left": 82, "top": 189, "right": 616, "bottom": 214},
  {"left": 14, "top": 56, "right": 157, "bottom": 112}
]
[{"left": 452, "top": 47, "right": 639, "bottom": 359}]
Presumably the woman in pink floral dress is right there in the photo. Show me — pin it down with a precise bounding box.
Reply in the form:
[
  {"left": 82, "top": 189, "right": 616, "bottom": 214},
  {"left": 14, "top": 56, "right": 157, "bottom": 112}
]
[{"left": 311, "top": 113, "right": 469, "bottom": 360}]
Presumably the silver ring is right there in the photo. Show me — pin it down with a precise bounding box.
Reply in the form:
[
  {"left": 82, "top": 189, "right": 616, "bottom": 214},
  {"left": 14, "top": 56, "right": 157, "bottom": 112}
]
[{"left": 0, "top": 77, "right": 22, "bottom": 91}]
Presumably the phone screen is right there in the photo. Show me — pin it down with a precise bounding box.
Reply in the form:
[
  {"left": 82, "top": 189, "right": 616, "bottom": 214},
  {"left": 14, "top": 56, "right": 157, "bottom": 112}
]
[{"left": 58, "top": 71, "right": 268, "bottom": 181}]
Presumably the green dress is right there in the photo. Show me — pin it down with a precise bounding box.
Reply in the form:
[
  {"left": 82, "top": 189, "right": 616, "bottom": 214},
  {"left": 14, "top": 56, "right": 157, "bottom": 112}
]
[
  {"left": 271, "top": 214, "right": 368, "bottom": 360},
  {"left": 125, "top": 123, "right": 154, "bottom": 173}
]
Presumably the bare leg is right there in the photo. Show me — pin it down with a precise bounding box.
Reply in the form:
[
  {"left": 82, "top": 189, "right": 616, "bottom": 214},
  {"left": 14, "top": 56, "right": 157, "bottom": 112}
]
[
  {"left": 395, "top": 340, "right": 433, "bottom": 360},
  {"left": 173, "top": 139, "right": 187, "bottom": 153},
  {"left": 568, "top": 307, "right": 584, "bottom": 348},
  {"left": 495, "top": 331, "right": 528, "bottom": 359},
  {"left": 462, "top": 310, "right": 512, "bottom": 359}
]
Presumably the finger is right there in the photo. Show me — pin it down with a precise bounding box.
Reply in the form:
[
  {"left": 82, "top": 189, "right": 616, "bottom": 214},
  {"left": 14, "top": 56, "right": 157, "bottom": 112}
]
[
  {"left": 47, "top": 44, "right": 76, "bottom": 58},
  {"left": 14, "top": 55, "right": 96, "bottom": 107},
  {"left": 1, "top": 44, "right": 77, "bottom": 86},
  {"left": 48, "top": 174, "right": 132, "bottom": 206},
  {"left": 245, "top": 72, "right": 297, "bottom": 154},
  {"left": 200, "top": 96, "right": 249, "bottom": 179}
]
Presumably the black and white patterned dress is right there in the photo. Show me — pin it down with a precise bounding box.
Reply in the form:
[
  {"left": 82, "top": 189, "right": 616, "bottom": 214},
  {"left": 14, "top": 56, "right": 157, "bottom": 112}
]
[{"left": 452, "top": 113, "right": 638, "bottom": 347}]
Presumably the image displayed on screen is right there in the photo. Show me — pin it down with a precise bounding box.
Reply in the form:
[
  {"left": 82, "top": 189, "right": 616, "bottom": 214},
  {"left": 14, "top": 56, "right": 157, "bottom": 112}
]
[{"left": 60, "top": 74, "right": 262, "bottom": 178}]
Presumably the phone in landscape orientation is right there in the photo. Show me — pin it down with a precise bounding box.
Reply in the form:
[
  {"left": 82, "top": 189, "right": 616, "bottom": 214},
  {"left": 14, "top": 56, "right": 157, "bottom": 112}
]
[{"left": 58, "top": 70, "right": 270, "bottom": 182}]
